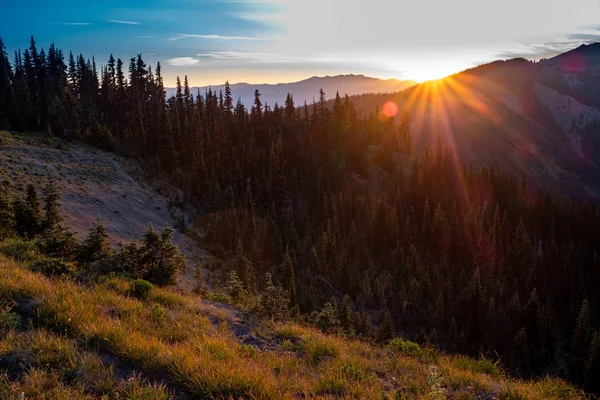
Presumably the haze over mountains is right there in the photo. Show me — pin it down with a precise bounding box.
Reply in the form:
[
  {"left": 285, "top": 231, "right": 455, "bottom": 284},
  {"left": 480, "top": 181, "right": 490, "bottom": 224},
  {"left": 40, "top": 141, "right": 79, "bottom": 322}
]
[
  {"left": 336, "top": 42, "right": 600, "bottom": 198},
  {"left": 166, "top": 74, "right": 416, "bottom": 107}
]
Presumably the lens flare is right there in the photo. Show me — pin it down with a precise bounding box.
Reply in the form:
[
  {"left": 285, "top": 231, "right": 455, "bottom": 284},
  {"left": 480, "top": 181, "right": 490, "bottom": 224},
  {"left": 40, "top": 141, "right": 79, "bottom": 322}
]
[{"left": 381, "top": 101, "right": 399, "bottom": 119}]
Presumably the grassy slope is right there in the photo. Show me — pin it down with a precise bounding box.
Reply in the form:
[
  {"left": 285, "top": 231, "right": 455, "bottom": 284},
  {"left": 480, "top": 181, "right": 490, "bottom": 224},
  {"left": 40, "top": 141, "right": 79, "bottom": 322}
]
[{"left": 0, "top": 253, "right": 587, "bottom": 400}]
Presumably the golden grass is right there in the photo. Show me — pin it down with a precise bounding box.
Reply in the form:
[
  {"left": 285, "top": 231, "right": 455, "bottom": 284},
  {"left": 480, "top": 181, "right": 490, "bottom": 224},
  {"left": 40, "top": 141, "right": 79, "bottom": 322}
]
[{"left": 0, "top": 255, "right": 588, "bottom": 399}]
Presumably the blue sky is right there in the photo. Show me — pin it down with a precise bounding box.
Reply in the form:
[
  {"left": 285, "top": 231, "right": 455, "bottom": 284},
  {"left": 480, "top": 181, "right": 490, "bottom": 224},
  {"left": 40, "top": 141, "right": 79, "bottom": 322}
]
[{"left": 2, "top": 0, "right": 600, "bottom": 86}]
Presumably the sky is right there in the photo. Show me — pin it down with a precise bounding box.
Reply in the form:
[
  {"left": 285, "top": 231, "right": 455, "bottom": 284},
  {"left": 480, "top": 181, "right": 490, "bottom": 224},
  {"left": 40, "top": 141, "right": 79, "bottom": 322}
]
[{"left": 2, "top": 0, "right": 600, "bottom": 87}]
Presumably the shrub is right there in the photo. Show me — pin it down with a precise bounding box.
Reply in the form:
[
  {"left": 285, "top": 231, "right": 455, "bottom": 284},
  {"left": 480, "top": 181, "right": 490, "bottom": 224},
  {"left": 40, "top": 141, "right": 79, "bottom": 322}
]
[
  {"left": 130, "top": 279, "right": 153, "bottom": 300},
  {"left": 257, "top": 273, "right": 289, "bottom": 321},
  {"left": 138, "top": 225, "right": 185, "bottom": 286},
  {"left": 37, "top": 227, "right": 79, "bottom": 261},
  {"left": 239, "top": 344, "right": 258, "bottom": 358},
  {"left": 341, "top": 362, "right": 363, "bottom": 381},
  {"left": 85, "top": 122, "right": 117, "bottom": 152},
  {"left": 388, "top": 338, "right": 424, "bottom": 357},
  {"left": 115, "top": 225, "right": 185, "bottom": 286},
  {"left": 0, "top": 237, "right": 40, "bottom": 262},
  {"left": 0, "top": 301, "right": 21, "bottom": 330},
  {"left": 29, "top": 257, "right": 74, "bottom": 277},
  {"left": 428, "top": 365, "right": 446, "bottom": 400},
  {"left": 451, "top": 355, "right": 503, "bottom": 379},
  {"left": 225, "top": 270, "right": 247, "bottom": 305},
  {"left": 314, "top": 302, "right": 340, "bottom": 333},
  {"left": 109, "top": 242, "right": 140, "bottom": 275},
  {"left": 150, "top": 304, "right": 167, "bottom": 322},
  {"left": 77, "top": 223, "right": 112, "bottom": 265}
]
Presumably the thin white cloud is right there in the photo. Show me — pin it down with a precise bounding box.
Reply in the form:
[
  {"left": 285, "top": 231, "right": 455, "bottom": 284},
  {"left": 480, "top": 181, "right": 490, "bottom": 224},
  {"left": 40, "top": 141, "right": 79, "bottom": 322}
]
[
  {"left": 169, "top": 33, "right": 267, "bottom": 41},
  {"left": 63, "top": 22, "right": 92, "bottom": 26},
  {"left": 495, "top": 31, "right": 600, "bottom": 60},
  {"left": 107, "top": 19, "right": 140, "bottom": 25},
  {"left": 166, "top": 57, "right": 202, "bottom": 66},
  {"left": 195, "top": 51, "right": 321, "bottom": 63}
]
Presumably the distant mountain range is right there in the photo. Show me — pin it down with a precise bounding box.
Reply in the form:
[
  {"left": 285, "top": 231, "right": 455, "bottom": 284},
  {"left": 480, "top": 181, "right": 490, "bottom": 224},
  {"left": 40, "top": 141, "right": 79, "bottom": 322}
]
[
  {"left": 165, "top": 74, "right": 416, "bottom": 107},
  {"left": 333, "top": 42, "right": 600, "bottom": 199}
]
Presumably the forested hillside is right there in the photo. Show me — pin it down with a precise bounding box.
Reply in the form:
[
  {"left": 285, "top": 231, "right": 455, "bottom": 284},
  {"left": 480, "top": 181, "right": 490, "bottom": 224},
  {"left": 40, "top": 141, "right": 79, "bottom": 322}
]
[
  {"left": 333, "top": 54, "right": 600, "bottom": 199},
  {"left": 1, "top": 36, "right": 600, "bottom": 394}
]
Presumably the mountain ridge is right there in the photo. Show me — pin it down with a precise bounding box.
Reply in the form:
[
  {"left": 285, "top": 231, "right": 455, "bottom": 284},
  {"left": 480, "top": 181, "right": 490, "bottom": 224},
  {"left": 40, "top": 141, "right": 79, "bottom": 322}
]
[
  {"left": 327, "top": 42, "right": 600, "bottom": 199},
  {"left": 165, "top": 74, "right": 416, "bottom": 106}
]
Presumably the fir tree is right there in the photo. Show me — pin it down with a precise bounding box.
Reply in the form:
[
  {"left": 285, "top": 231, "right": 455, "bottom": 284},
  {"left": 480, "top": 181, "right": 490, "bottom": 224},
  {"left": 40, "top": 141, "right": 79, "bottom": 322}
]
[
  {"left": 78, "top": 221, "right": 112, "bottom": 264},
  {"left": 42, "top": 175, "right": 62, "bottom": 231}
]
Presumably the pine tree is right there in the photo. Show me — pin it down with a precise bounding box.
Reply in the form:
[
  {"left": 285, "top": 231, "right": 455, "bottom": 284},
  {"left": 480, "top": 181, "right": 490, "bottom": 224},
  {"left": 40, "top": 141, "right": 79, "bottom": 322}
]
[
  {"left": 258, "top": 273, "right": 289, "bottom": 320},
  {"left": 42, "top": 175, "right": 62, "bottom": 231},
  {"left": 0, "top": 186, "right": 14, "bottom": 237},
  {"left": 281, "top": 247, "right": 298, "bottom": 307},
  {"left": 225, "top": 270, "right": 247, "bottom": 305},
  {"left": 511, "top": 327, "right": 529, "bottom": 376},
  {"left": 24, "top": 184, "right": 42, "bottom": 236},
  {"left": 571, "top": 299, "right": 591, "bottom": 381},
  {"left": 377, "top": 309, "right": 395, "bottom": 343},
  {"left": 339, "top": 294, "right": 354, "bottom": 331},
  {"left": 78, "top": 221, "right": 112, "bottom": 264},
  {"left": 130, "top": 224, "right": 186, "bottom": 286},
  {"left": 234, "top": 238, "right": 255, "bottom": 293},
  {"left": 0, "top": 37, "right": 13, "bottom": 129},
  {"left": 315, "top": 301, "right": 340, "bottom": 333}
]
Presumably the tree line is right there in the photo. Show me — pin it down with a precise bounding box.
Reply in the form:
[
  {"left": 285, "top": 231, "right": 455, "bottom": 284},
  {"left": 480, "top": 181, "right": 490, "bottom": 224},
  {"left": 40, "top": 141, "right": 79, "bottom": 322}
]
[{"left": 1, "top": 36, "right": 599, "bottom": 393}]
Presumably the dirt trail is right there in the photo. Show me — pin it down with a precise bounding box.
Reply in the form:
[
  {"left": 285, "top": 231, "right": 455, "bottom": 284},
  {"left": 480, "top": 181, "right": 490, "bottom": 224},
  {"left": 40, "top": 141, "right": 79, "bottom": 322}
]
[{"left": 0, "top": 132, "right": 206, "bottom": 290}]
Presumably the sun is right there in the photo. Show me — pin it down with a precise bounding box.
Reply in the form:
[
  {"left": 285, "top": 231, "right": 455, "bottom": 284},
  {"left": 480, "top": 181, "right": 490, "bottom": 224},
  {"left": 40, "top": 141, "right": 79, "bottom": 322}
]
[
  {"left": 399, "top": 58, "right": 474, "bottom": 83},
  {"left": 409, "top": 66, "right": 460, "bottom": 83}
]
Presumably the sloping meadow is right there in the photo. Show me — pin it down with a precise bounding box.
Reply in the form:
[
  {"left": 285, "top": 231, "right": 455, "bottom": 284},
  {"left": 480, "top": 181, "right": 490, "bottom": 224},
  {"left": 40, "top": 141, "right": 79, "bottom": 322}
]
[{"left": 0, "top": 255, "right": 587, "bottom": 399}]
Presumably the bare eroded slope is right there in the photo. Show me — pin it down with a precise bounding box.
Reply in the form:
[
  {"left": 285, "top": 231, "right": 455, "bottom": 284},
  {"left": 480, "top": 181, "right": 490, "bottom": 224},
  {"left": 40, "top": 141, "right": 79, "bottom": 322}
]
[{"left": 0, "top": 131, "right": 204, "bottom": 289}]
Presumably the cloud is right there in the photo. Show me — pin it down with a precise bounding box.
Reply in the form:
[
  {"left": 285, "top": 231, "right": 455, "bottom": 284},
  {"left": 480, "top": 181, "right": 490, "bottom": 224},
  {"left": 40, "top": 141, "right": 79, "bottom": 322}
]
[
  {"left": 196, "top": 51, "right": 298, "bottom": 62},
  {"left": 166, "top": 57, "right": 202, "bottom": 66},
  {"left": 566, "top": 33, "right": 600, "bottom": 42},
  {"left": 63, "top": 22, "right": 92, "bottom": 26},
  {"left": 107, "top": 19, "right": 140, "bottom": 25},
  {"left": 193, "top": 51, "right": 345, "bottom": 65},
  {"left": 169, "top": 33, "right": 267, "bottom": 41},
  {"left": 495, "top": 30, "right": 600, "bottom": 60}
]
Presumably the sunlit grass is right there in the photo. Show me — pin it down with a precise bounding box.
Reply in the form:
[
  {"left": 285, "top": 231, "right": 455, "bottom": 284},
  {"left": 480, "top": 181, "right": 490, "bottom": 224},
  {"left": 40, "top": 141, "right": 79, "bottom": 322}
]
[{"left": 0, "top": 255, "right": 587, "bottom": 399}]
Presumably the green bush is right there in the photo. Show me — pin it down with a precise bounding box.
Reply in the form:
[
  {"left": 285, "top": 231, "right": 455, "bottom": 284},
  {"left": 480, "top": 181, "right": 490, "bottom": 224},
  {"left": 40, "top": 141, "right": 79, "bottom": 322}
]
[
  {"left": 0, "top": 301, "right": 21, "bottom": 330},
  {"left": 114, "top": 225, "right": 185, "bottom": 286},
  {"left": 77, "top": 223, "right": 112, "bottom": 265},
  {"left": 37, "top": 228, "right": 79, "bottom": 261},
  {"left": 130, "top": 279, "right": 154, "bottom": 300},
  {"left": 341, "top": 362, "right": 363, "bottom": 381},
  {"left": 388, "top": 338, "right": 424, "bottom": 357},
  {"left": 0, "top": 237, "right": 40, "bottom": 262},
  {"left": 257, "top": 273, "right": 289, "bottom": 321},
  {"left": 150, "top": 303, "right": 167, "bottom": 322},
  {"left": 452, "top": 355, "right": 503, "bottom": 379},
  {"left": 29, "top": 257, "right": 74, "bottom": 277}
]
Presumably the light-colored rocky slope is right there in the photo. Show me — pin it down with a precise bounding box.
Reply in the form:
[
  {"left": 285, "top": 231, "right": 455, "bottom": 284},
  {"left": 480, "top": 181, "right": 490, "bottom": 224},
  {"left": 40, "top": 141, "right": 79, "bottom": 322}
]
[{"left": 0, "top": 131, "right": 205, "bottom": 290}]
